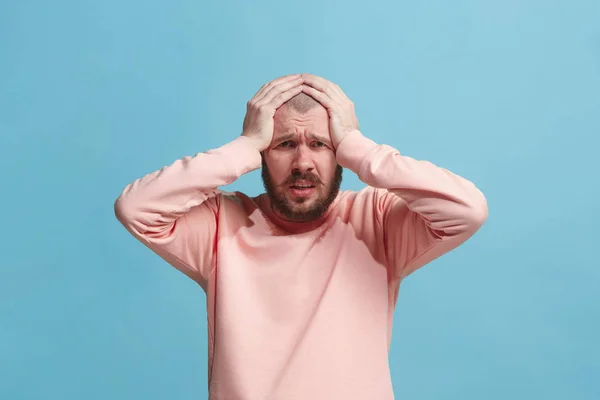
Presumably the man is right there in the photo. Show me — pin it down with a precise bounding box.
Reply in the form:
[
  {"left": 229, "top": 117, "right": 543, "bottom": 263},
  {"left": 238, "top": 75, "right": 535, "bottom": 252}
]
[{"left": 114, "top": 73, "right": 488, "bottom": 399}]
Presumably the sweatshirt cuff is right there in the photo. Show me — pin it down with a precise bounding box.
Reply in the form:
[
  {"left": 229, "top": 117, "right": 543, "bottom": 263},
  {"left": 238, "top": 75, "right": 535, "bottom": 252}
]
[
  {"left": 335, "top": 130, "right": 379, "bottom": 173},
  {"left": 209, "top": 135, "right": 263, "bottom": 177}
]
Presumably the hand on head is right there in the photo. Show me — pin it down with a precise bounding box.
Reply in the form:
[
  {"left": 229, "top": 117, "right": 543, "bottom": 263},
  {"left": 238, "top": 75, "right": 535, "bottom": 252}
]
[
  {"left": 299, "top": 73, "right": 359, "bottom": 149},
  {"left": 242, "top": 74, "right": 304, "bottom": 152},
  {"left": 241, "top": 73, "right": 359, "bottom": 151}
]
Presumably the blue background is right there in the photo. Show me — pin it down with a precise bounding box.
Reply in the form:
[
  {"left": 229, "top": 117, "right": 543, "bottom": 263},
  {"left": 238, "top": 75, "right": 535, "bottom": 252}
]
[{"left": 1, "top": 0, "right": 599, "bottom": 399}]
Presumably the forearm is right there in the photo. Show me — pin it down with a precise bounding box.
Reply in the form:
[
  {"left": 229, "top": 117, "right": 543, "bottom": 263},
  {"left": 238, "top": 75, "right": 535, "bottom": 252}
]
[
  {"left": 114, "top": 135, "right": 262, "bottom": 236},
  {"left": 335, "top": 130, "right": 488, "bottom": 237}
]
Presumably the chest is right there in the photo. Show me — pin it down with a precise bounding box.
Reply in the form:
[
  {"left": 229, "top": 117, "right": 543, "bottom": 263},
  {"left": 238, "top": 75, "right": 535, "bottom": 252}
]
[{"left": 215, "top": 221, "right": 389, "bottom": 320}]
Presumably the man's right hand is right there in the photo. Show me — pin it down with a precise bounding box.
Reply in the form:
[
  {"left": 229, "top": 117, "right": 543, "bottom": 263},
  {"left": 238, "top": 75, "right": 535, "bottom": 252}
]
[{"left": 242, "top": 74, "right": 304, "bottom": 152}]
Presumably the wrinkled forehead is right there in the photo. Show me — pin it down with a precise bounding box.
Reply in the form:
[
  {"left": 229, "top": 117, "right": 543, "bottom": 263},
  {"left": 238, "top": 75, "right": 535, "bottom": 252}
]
[{"left": 273, "top": 104, "right": 329, "bottom": 139}]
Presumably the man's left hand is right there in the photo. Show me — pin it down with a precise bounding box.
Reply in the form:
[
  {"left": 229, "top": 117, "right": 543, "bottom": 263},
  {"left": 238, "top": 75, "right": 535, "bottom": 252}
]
[{"left": 300, "top": 73, "right": 360, "bottom": 149}]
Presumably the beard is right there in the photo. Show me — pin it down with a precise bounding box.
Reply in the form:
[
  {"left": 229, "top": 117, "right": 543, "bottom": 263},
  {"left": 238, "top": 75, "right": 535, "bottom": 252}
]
[{"left": 261, "top": 157, "right": 343, "bottom": 222}]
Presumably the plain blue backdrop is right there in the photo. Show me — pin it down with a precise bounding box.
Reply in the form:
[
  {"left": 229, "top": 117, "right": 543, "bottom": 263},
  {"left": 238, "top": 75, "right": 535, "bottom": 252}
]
[{"left": 1, "top": 0, "right": 599, "bottom": 399}]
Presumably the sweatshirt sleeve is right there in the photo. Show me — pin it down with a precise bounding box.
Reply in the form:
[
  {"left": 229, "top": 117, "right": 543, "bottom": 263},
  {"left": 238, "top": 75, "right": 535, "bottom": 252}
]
[
  {"left": 114, "top": 136, "right": 262, "bottom": 290},
  {"left": 335, "top": 130, "right": 488, "bottom": 281}
]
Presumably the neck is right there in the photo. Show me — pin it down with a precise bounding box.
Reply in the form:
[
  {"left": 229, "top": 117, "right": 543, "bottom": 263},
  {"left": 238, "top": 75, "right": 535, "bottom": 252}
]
[{"left": 263, "top": 195, "right": 338, "bottom": 234}]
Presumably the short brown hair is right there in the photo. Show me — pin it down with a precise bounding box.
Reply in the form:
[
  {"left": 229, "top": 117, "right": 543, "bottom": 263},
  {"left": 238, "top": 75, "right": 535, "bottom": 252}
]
[{"left": 284, "top": 92, "right": 321, "bottom": 114}]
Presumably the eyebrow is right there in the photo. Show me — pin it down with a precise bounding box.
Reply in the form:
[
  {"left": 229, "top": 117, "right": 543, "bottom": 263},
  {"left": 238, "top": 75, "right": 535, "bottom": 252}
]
[{"left": 276, "top": 132, "right": 330, "bottom": 143}]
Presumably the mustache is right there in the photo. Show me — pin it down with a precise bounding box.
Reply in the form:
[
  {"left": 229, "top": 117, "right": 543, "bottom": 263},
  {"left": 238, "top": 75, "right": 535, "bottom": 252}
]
[{"left": 284, "top": 172, "right": 322, "bottom": 186}]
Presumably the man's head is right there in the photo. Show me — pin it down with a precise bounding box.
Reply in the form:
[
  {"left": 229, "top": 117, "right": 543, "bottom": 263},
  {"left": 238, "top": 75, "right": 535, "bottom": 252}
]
[{"left": 261, "top": 92, "right": 343, "bottom": 222}]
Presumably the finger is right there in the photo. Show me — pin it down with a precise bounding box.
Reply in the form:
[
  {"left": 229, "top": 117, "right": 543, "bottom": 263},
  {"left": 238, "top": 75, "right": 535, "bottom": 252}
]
[
  {"left": 258, "top": 76, "right": 303, "bottom": 106},
  {"left": 300, "top": 84, "right": 334, "bottom": 110},
  {"left": 266, "top": 84, "right": 305, "bottom": 109},
  {"left": 305, "top": 73, "right": 346, "bottom": 98},
  {"left": 305, "top": 75, "right": 352, "bottom": 104},
  {"left": 254, "top": 74, "right": 301, "bottom": 102},
  {"left": 301, "top": 74, "right": 343, "bottom": 101},
  {"left": 300, "top": 74, "right": 332, "bottom": 93},
  {"left": 331, "top": 82, "right": 348, "bottom": 100}
]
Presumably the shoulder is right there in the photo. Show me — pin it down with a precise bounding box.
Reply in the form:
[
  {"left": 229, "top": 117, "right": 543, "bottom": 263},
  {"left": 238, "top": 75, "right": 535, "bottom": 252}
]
[
  {"left": 336, "top": 186, "right": 403, "bottom": 214},
  {"left": 216, "top": 190, "right": 265, "bottom": 217},
  {"left": 182, "top": 190, "right": 255, "bottom": 219}
]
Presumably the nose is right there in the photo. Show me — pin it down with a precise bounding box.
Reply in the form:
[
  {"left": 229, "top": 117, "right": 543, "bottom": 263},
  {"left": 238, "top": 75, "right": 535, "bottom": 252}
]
[{"left": 291, "top": 144, "right": 315, "bottom": 173}]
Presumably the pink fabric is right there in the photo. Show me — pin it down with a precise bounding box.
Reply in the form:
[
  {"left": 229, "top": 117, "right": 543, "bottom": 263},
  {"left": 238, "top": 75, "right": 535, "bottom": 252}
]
[{"left": 114, "top": 130, "right": 488, "bottom": 399}]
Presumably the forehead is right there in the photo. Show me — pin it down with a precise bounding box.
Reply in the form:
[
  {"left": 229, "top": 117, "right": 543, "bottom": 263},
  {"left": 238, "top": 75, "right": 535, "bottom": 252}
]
[{"left": 273, "top": 104, "right": 329, "bottom": 137}]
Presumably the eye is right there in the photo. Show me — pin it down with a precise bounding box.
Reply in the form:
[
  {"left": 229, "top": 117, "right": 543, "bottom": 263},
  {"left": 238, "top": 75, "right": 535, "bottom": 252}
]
[
  {"left": 312, "top": 141, "right": 326, "bottom": 148},
  {"left": 278, "top": 140, "right": 295, "bottom": 148}
]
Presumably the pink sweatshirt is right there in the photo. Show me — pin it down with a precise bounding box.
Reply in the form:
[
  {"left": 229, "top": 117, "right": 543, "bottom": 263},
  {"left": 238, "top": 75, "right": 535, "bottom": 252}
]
[{"left": 114, "top": 129, "right": 488, "bottom": 400}]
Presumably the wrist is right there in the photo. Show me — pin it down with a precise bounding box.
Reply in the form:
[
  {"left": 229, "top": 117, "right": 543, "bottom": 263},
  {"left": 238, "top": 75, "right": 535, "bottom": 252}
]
[
  {"left": 241, "top": 134, "right": 268, "bottom": 153},
  {"left": 335, "top": 130, "right": 378, "bottom": 172}
]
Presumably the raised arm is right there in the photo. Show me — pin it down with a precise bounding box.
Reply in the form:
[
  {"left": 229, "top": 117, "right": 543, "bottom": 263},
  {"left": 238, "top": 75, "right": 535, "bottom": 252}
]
[
  {"left": 115, "top": 74, "right": 305, "bottom": 289},
  {"left": 114, "top": 136, "right": 262, "bottom": 289},
  {"left": 336, "top": 130, "right": 488, "bottom": 280},
  {"left": 299, "top": 73, "right": 488, "bottom": 281}
]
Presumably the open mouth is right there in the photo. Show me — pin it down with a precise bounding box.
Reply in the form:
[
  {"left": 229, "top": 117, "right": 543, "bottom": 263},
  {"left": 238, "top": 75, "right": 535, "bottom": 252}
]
[
  {"left": 290, "top": 185, "right": 316, "bottom": 189},
  {"left": 289, "top": 183, "right": 316, "bottom": 197}
]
